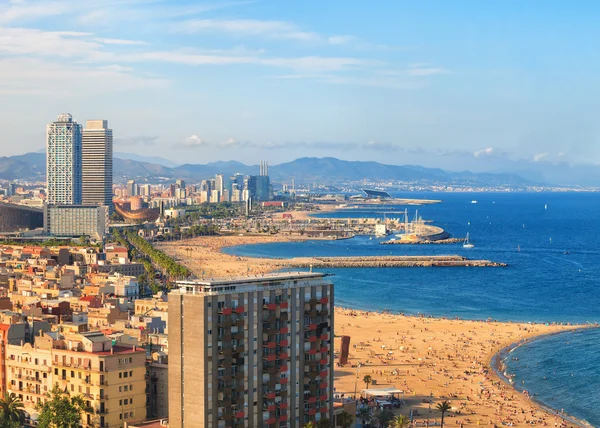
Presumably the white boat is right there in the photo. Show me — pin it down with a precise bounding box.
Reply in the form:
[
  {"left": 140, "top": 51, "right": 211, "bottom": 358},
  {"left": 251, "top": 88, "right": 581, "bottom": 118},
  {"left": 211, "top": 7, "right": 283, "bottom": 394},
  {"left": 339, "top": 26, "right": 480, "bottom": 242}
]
[
  {"left": 471, "top": 200, "right": 478, "bottom": 204},
  {"left": 463, "top": 232, "right": 474, "bottom": 248}
]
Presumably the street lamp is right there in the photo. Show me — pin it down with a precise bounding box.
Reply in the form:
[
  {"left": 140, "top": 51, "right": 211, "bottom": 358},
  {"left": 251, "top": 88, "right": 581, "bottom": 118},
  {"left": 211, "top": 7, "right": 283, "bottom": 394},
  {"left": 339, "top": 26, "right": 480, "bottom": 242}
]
[{"left": 353, "top": 362, "right": 362, "bottom": 399}]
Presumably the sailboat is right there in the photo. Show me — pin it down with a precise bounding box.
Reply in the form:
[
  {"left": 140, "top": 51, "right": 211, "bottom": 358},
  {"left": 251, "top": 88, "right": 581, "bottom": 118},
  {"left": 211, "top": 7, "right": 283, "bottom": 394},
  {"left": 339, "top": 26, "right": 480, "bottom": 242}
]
[{"left": 463, "top": 232, "right": 474, "bottom": 248}]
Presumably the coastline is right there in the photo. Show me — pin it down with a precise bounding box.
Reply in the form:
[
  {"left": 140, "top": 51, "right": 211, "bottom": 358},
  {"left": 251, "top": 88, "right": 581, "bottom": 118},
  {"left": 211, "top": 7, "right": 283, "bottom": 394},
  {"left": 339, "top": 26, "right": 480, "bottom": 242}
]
[
  {"left": 159, "top": 234, "right": 595, "bottom": 426},
  {"left": 490, "top": 329, "right": 596, "bottom": 428}
]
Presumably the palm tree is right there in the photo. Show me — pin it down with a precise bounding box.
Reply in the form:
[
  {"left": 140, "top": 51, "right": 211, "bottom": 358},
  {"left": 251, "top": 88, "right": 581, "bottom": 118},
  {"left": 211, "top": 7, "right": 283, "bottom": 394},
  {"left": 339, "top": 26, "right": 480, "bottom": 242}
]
[
  {"left": 373, "top": 409, "right": 394, "bottom": 428},
  {"left": 363, "top": 374, "right": 373, "bottom": 389},
  {"left": 336, "top": 411, "right": 355, "bottom": 428},
  {"left": 436, "top": 400, "right": 452, "bottom": 428},
  {"left": 0, "top": 393, "right": 24, "bottom": 424},
  {"left": 358, "top": 406, "right": 372, "bottom": 427},
  {"left": 389, "top": 414, "right": 410, "bottom": 428},
  {"left": 304, "top": 422, "right": 316, "bottom": 428}
]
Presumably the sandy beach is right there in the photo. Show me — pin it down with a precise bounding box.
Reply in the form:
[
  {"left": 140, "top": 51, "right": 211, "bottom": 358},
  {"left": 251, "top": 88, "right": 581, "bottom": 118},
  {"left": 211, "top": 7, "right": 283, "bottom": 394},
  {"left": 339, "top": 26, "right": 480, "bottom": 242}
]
[
  {"left": 159, "top": 235, "right": 594, "bottom": 427},
  {"left": 157, "top": 234, "right": 313, "bottom": 277},
  {"left": 333, "top": 308, "right": 590, "bottom": 427}
]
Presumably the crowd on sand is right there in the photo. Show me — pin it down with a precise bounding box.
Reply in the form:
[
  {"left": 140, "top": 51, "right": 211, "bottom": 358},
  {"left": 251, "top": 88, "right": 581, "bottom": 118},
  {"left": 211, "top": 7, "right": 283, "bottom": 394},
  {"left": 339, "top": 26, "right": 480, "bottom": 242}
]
[{"left": 334, "top": 308, "right": 590, "bottom": 427}]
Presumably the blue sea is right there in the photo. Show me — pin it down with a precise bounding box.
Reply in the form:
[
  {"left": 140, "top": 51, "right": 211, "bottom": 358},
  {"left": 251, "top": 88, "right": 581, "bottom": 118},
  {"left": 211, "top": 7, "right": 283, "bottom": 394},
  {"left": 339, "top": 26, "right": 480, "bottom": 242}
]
[{"left": 223, "top": 192, "right": 600, "bottom": 426}]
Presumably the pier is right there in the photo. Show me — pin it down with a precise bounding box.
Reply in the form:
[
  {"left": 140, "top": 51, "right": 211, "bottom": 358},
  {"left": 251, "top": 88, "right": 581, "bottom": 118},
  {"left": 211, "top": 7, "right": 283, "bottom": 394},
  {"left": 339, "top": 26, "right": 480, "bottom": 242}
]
[{"left": 283, "top": 255, "right": 506, "bottom": 268}]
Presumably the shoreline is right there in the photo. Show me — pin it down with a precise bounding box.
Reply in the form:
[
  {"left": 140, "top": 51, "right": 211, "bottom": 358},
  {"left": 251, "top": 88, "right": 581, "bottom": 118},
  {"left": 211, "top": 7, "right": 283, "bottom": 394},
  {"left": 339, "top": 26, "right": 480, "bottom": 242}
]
[
  {"left": 159, "top": 234, "right": 596, "bottom": 426},
  {"left": 490, "top": 329, "right": 595, "bottom": 428}
]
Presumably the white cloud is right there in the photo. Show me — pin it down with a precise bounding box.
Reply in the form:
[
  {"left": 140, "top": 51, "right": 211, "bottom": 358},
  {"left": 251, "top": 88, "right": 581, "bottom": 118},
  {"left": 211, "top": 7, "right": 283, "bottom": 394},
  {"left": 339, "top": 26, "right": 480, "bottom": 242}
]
[
  {"left": 94, "top": 37, "right": 147, "bottom": 46},
  {"left": 473, "top": 147, "right": 495, "bottom": 158},
  {"left": 533, "top": 153, "right": 548, "bottom": 162},
  {"left": 328, "top": 35, "right": 355, "bottom": 45},
  {"left": 177, "top": 18, "right": 323, "bottom": 42},
  {"left": 408, "top": 67, "right": 448, "bottom": 76},
  {"left": 174, "top": 135, "right": 209, "bottom": 149}
]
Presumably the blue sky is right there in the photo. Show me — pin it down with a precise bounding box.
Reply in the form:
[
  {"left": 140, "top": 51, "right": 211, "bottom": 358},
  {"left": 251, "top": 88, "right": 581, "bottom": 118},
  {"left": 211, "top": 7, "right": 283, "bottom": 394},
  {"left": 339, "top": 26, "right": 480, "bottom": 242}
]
[{"left": 1, "top": 0, "right": 599, "bottom": 171}]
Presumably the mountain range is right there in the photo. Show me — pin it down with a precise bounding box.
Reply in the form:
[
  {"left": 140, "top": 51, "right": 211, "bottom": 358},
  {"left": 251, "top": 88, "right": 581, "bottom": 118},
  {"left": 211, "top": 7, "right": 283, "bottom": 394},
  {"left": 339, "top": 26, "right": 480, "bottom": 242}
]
[{"left": 0, "top": 152, "right": 535, "bottom": 187}]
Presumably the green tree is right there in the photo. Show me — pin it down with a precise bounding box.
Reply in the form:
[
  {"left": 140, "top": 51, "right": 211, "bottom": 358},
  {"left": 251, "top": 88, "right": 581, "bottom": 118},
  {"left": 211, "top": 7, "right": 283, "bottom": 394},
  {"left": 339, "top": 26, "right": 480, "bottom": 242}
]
[
  {"left": 436, "top": 400, "right": 452, "bottom": 428},
  {"left": 357, "top": 407, "right": 372, "bottom": 427},
  {"left": 373, "top": 409, "right": 394, "bottom": 428},
  {"left": 0, "top": 393, "right": 24, "bottom": 425},
  {"left": 336, "top": 410, "right": 355, "bottom": 428},
  {"left": 389, "top": 414, "right": 410, "bottom": 428},
  {"left": 304, "top": 422, "right": 316, "bottom": 428},
  {"left": 363, "top": 374, "right": 373, "bottom": 389},
  {"left": 36, "top": 384, "right": 91, "bottom": 428}
]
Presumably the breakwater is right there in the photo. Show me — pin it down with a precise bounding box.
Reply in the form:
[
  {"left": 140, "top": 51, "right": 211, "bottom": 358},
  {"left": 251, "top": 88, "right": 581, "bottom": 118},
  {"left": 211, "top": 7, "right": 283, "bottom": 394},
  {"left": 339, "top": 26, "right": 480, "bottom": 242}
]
[
  {"left": 283, "top": 255, "right": 506, "bottom": 268},
  {"left": 381, "top": 237, "right": 463, "bottom": 245}
]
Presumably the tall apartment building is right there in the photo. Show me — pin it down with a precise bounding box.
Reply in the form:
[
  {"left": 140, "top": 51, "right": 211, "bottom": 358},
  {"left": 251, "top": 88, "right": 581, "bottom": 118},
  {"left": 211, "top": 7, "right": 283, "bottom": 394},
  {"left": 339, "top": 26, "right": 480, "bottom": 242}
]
[
  {"left": 215, "top": 174, "right": 224, "bottom": 195},
  {"left": 126, "top": 180, "right": 137, "bottom": 197},
  {"left": 82, "top": 120, "right": 113, "bottom": 211},
  {"left": 46, "top": 113, "right": 82, "bottom": 205},
  {"left": 5, "top": 332, "right": 147, "bottom": 428},
  {"left": 169, "top": 272, "right": 334, "bottom": 428}
]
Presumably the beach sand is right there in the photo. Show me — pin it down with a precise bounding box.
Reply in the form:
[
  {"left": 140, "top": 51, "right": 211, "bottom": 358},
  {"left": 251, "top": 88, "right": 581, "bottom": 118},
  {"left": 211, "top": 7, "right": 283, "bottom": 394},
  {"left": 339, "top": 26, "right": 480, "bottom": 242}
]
[
  {"left": 334, "top": 308, "right": 588, "bottom": 427},
  {"left": 160, "top": 235, "right": 592, "bottom": 427},
  {"left": 157, "top": 234, "right": 311, "bottom": 277}
]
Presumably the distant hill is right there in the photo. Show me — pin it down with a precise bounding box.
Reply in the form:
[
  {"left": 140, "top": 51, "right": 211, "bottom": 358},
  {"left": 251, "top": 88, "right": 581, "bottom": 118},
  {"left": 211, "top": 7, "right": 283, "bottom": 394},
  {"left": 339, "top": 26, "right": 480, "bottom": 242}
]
[{"left": 0, "top": 152, "right": 534, "bottom": 186}]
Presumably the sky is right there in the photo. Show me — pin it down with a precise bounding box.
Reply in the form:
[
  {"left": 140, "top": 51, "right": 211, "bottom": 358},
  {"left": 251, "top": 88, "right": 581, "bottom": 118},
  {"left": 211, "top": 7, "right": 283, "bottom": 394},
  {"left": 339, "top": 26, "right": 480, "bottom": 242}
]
[{"left": 1, "top": 0, "right": 600, "bottom": 171}]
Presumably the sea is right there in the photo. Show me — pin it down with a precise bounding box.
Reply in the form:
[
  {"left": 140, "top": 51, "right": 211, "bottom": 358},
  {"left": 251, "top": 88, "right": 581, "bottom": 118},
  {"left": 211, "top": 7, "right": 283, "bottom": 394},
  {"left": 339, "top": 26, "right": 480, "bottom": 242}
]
[{"left": 222, "top": 192, "right": 600, "bottom": 426}]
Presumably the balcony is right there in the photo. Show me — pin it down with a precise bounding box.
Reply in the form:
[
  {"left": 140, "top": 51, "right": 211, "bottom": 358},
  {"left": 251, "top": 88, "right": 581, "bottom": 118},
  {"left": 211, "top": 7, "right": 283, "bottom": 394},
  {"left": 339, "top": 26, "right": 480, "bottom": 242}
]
[
  {"left": 263, "top": 303, "right": 277, "bottom": 310},
  {"left": 279, "top": 302, "right": 288, "bottom": 309}
]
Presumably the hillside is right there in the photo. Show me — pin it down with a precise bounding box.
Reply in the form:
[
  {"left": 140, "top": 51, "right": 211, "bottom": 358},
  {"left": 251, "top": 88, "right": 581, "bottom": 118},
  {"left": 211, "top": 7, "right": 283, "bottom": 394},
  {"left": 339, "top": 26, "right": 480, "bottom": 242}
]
[{"left": 0, "top": 152, "right": 533, "bottom": 186}]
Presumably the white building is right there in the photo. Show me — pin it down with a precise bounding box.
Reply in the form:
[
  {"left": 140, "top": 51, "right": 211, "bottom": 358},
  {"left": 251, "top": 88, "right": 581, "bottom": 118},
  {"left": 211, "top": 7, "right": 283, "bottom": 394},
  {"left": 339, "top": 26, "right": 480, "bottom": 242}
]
[
  {"left": 44, "top": 205, "right": 108, "bottom": 240},
  {"left": 46, "top": 113, "right": 82, "bottom": 205},
  {"left": 101, "top": 273, "right": 140, "bottom": 299},
  {"left": 82, "top": 120, "right": 113, "bottom": 211}
]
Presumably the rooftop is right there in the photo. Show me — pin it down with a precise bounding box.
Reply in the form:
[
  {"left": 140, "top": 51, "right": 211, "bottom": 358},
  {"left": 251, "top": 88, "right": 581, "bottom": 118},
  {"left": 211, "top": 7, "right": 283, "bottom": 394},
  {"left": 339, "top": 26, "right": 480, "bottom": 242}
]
[
  {"left": 176, "top": 271, "right": 328, "bottom": 287},
  {"left": 174, "top": 272, "right": 331, "bottom": 296}
]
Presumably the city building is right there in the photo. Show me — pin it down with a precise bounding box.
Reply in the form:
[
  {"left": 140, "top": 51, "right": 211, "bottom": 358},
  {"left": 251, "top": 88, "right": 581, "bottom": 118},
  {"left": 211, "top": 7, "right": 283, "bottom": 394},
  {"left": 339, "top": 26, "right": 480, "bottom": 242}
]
[
  {"left": 5, "top": 331, "right": 147, "bottom": 428},
  {"left": 82, "top": 120, "right": 113, "bottom": 211},
  {"left": 169, "top": 272, "right": 334, "bottom": 428},
  {"left": 46, "top": 113, "right": 82, "bottom": 205},
  {"left": 44, "top": 205, "right": 108, "bottom": 240},
  {"left": 127, "top": 180, "right": 138, "bottom": 198},
  {"left": 139, "top": 184, "right": 151, "bottom": 198},
  {"left": 215, "top": 174, "right": 224, "bottom": 195},
  {"left": 0, "top": 203, "right": 44, "bottom": 233}
]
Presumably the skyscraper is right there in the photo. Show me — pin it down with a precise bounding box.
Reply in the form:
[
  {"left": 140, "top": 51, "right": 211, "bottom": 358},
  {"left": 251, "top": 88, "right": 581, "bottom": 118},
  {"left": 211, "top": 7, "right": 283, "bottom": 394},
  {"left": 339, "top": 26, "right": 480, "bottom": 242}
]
[
  {"left": 82, "top": 120, "right": 113, "bottom": 211},
  {"left": 46, "top": 113, "right": 82, "bottom": 205},
  {"left": 169, "top": 272, "right": 334, "bottom": 427},
  {"left": 127, "top": 180, "right": 137, "bottom": 197}
]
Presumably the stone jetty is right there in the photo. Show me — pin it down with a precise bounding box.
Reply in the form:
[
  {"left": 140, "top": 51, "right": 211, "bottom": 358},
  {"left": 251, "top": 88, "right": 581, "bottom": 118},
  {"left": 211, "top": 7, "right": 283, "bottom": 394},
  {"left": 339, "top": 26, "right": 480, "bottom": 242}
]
[
  {"left": 284, "top": 255, "right": 506, "bottom": 268},
  {"left": 381, "top": 238, "right": 464, "bottom": 245}
]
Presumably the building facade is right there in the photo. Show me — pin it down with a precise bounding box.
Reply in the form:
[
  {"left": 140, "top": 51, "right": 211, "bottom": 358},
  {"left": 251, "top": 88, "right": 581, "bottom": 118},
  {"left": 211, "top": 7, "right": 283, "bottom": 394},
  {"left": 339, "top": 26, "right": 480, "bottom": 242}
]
[
  {"left": 5, "top": 332, "right": 147, "bottom": 428},
  {"left": 169, "top": 272, "right": 334, "bottom": 428},
  {"left": 44, "top": 205, "right": 108, "bottom": 240},
  {"left": 46, "top": 113, "right": 82, "bottom": 205},
  {"left": 82, "top": 120, "right": 113, "bottom": 211}
]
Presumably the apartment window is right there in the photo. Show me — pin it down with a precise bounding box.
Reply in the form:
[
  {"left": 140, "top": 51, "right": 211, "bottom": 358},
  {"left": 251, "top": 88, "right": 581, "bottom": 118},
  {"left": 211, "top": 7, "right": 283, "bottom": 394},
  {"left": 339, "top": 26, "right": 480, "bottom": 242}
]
[
  {"left": 129, "top": 371, "right": 133, "bottom": 377},
  {"left": 119, "top": 373, "right": 122, "bottom": 379},
  {"left": 119, "top": 400, "right": 122, "bottom": 406}
]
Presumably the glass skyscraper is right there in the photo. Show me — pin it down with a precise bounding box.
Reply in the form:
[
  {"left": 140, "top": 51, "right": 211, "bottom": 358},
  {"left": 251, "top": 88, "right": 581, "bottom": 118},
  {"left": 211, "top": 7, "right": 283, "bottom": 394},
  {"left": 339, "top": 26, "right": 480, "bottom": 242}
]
[{"left": 46, "top": 113, "right": 82, "bottom": 205}]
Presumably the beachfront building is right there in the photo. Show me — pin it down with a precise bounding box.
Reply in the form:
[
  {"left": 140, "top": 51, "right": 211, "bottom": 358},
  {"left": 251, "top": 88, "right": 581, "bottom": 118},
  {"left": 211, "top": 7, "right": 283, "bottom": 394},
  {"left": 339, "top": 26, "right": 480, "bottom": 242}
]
[{"left": 169, "top": 272, "right": 334, "bottom": 428}]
